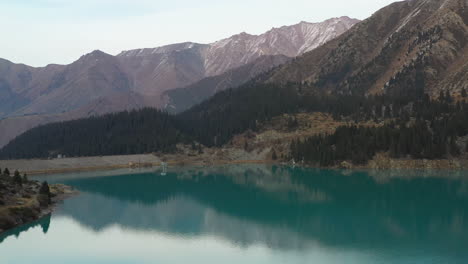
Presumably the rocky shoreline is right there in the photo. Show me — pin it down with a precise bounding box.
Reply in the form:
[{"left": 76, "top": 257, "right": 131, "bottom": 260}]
[{"left": 0, "top": 171, "right": 77, "bottom": 234}]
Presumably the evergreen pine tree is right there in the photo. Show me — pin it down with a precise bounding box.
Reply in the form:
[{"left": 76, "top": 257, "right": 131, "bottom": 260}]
[
  {"left": 449, "top": 137, "right": 460, "bottom": 156},
  {"left": 439, "top": 91, "right": 445, "bottom": 102},
  {"left": 272, "top": 149, "right": 278, "bottom": 160},
  {"left": 39, "top": 181, "right": 51, "bottom": 196},
  {"left": 13, "top": 170, "right": 22, "bottom": 186},
  {"left": 197, "top": 144, "right": 203, "bottom": 154},
  {"left": 38, "top": 181, "right": 51, "bottom": 206},
  {"left": 445, "top": 90, "right": 452, "bottom": 103}
]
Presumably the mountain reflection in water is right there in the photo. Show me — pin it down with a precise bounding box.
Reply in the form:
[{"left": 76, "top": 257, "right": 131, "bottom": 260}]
[{"left": 1, "top": 165, "right": 468, "bottom": 263}]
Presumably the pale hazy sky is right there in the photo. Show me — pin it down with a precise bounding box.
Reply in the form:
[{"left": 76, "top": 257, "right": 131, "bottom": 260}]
[{"left": 0, "top": 0, "right": 398, "bottom": 67}]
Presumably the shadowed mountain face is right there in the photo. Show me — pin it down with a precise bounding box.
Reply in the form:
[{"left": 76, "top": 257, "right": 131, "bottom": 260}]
[
  {"left": 163, "top": 55, "right": 290, "bottom": 113},
  {"left": 269, "top": 0, "right": 468, "bottom": 97},
  {"left": 3, "top": 165, "right": 467, "bottom": 259},
  {"left": 0, "top": 17, "right": 358, "bottom": 148},
  {"left": 0, "top": 59, "right": 65, "bottom": 117},
  {"left": 16, "top": 51, "right": 132, "bottom": 116}
]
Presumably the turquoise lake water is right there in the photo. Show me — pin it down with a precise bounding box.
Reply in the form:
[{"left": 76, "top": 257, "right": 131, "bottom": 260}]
[{"left": 1, "top": 165, "right": 468, "bottom": 263}]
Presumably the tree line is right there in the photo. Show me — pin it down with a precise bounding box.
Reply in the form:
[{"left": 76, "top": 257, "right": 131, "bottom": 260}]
[{"left": 0, "top": 79, "right": 467, "bottom": 164}]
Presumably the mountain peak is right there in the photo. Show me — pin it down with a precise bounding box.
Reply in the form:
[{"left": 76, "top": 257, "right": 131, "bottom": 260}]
[
  {"left": 238, "top": 31, "right": 253, "bottom": 37},
  {"left": 87, "top": 50, "right": 107, "bottom": 56},
  {"left": 91, "top": 49, "right": 105, "bottom": 54},
  {"left": 118, "top": 42, "right": 206, "bottom": 57},
  {"left": 295, "top": 16, "right": 359, "bottom": 25},
  {"left": 79, "top": 50, "right": 112, "bottom": 60}
]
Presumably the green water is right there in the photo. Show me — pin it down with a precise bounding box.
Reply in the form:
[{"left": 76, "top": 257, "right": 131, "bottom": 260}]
[{"left": 1, "top": 165, "right": 468, "bottom": 263}]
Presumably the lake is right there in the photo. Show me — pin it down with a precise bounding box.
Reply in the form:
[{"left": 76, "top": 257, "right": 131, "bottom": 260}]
[{"left": 1, "top": 165, "right": 468, "bottom": 263}]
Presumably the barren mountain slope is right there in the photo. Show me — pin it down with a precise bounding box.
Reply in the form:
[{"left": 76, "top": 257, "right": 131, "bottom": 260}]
[
  {"left": 16, "top": 50, "right": 132, "bottom": 116},
  {"left": 0, "top": 59, "right": 65, "bottom": 118},
  {"left": 269, "top": 0, "right": 468, "bottom": 97}
]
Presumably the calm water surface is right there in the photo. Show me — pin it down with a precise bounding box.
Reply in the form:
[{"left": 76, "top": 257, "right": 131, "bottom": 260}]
[{"left": 1, "top": 165, "right": 468, "bottom": 263}]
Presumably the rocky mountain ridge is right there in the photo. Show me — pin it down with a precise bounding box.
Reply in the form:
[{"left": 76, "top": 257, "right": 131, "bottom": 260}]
[{"left": 119, "top": 17, "right": 359, "bottom": 78}]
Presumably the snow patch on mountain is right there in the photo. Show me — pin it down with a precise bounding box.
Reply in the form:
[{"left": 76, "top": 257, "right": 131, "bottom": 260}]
[
  {"left": 204, "top": 16, "right": 360, "bottom": 76},
  {"left": 118, "top": 17, "right": 360, "bottom": 77}
]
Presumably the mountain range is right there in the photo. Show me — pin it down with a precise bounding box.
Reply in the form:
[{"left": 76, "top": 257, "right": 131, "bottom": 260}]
[
  {"left": 1, "top": 0, "right": 468, "bottom": 164},
  {"left": 0, "top": 16, "right": 359, "bottom": 147}
]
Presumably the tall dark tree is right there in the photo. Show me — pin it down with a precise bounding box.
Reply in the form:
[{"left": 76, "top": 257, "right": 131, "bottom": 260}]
[
  {"left": 272, "top": 149, "right": 278, "bottom": 160},
  {"left": 445, "top": 90, "right": 453, "bottom": 103},
  {"left": 13, "top": 170, "right": 22, "bottom": 186},
  {"left": 439, "top": 91, "right": 446, "bottom": 102},
  {"left": 38, "top": 181, "right": 51, "bottom": 206}
]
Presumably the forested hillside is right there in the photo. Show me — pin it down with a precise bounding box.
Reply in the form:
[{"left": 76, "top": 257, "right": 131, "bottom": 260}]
[
  {"left": 3, "top": 79, "right": 467, "bottom": 164},
  {"left": 291, "top": 93, "right": 468, "bottom": 166},
  {"left": 0, "top": 109, "right": 189, "bottom": 159},
  {"left": 0, "top": 82, "right": 366, "bottom": 158}
]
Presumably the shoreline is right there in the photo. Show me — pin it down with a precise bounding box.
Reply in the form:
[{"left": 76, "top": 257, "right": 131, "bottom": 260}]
[
  {"left": 1, "top": 152, "right": 468, "bottom": 177},
  {"left": 0, "top": 154, "right": 276, "bottom": 176},
  {"left": 27, "top": 159, "right": 275, "bottom": 176}
]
